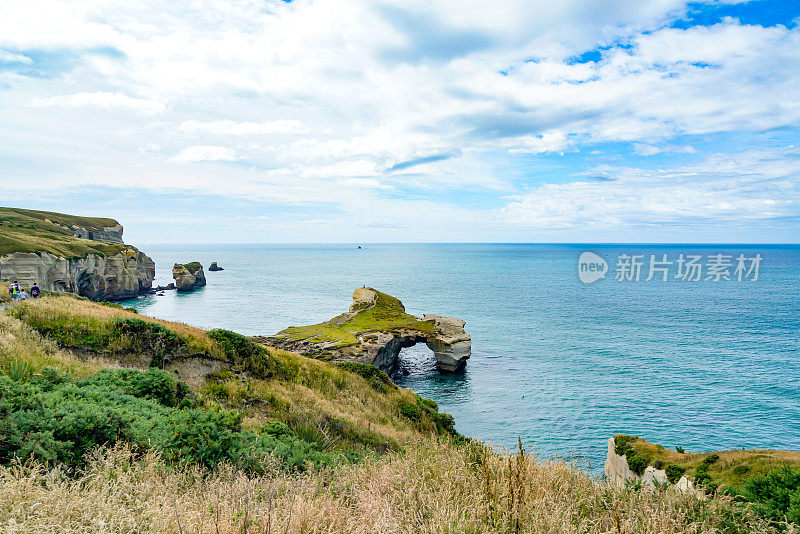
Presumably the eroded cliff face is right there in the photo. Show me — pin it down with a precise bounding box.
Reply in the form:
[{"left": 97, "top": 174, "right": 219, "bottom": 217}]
[
  {"left": 0, "top": 213, "right": 154, "bottom": 300},
  {"left": 0, "top": 249, "right": 155, "bottom": 301},
  {"left": 66, "top": 222, "right": 124, "bottom": 243},
  {"left": 604, "top": 437, "right": 695, "bottom": 492}
]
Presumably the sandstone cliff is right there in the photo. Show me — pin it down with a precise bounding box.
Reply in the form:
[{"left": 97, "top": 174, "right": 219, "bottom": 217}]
[
  {"left": 172, "top": 262, "right": 206, "bottom": 291},
  {"left": 260, "top": 287, "right": 471, "bottom": 373},
  {"left": 0, "top": 207, "right": 154, "bottom": 300}
]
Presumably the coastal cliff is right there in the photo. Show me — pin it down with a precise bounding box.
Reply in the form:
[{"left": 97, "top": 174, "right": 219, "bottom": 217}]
[
  {"left": 0, "top": 207, "right": 154, "bottom": 300},
  {"left": 260, "top": 287, "right": 471, "bottom": 373},
  {"left": 605, "top": 434, "right": 800, "bottom": 494}
]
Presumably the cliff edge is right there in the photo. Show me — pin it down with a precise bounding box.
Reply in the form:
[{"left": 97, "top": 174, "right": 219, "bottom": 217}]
[
  {"left": 0, "top": 207, "right": 154, "bottom": 300},
  {"left": 605, "top": 434, "right": 800, "bottom": 494}
]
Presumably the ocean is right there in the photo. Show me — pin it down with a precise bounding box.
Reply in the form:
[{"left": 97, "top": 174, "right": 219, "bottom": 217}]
[{"left": 120, "top": 244, "right": 800, "bottom": 470}]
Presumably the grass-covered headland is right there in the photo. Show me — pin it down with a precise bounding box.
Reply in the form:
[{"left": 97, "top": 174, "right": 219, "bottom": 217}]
[
  {"left": 274, "top": 288, "right": 435, "bottom": 350},
  {"left": 0, "top": 206, "right": 128, "bottom": 258},
  {"left": 1, "top": 295, "right": 798, "bottom": 532}
]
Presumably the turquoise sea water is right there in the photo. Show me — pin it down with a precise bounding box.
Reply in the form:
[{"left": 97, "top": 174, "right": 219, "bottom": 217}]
[{"left": 121, "top": 244, "right": 800, "bottom": 470}]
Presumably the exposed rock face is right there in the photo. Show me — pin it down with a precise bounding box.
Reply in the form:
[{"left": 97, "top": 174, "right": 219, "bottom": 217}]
[
  {"left": 422, "top": 315, "right": 472, "bottom": 372},
  {"left": 208, "top": 262, "right": 224, "bottom": 271},
  {"left": 604, "top": 437, "right": 693, "bottom": 491},
  {"left": 172, "top": 262, "right": 206, "bottom": 291},
  {"left": 63, "top": 221, "right": 124, "bottom": 243},
  {"left": 262, "top": 287, "right": 471, "bottom": 374},
  {"left": 0, "top": 249, "right": 154, "bottom": 301}
]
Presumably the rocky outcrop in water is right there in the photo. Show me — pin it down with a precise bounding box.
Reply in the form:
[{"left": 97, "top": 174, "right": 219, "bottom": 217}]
[
  {"left": 208, "top": 262, "right": 224, "bottom": 271},
  {"left": 172, "top": 262, "right": 206, "bottom": 291},
  {"left": 261, "top": 287, "right": 471, "bottom": 373}
]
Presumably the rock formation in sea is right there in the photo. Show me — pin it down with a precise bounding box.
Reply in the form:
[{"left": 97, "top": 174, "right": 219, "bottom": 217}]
[
  {"left": 172, "top": 262, "right": 207, "bottom": 291},
  {"left": 259, "top": 287, "right": 471, "bottom": 373},
  {"left": 208, "top": 262, "right": 224, "bottom": 271},
  {"left": 0, "top": 207, "right": 155, "bottom": 300}
]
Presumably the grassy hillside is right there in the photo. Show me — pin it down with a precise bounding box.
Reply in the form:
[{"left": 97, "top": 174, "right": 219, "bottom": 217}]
[
  {"left": 3, "top": 295, "right": 459, "bottom": 456},
  {"left": 0, "top": 296, "right": 798, "bottom": 532},
  {"left": 0, "top": 206, "right": 127, "bottom": 258},
  {"left": 275, "top": 288, "right": 434, "bottom": 349}
]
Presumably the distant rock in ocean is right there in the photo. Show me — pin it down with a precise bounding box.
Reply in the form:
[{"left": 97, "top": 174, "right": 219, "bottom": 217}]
[
  {"left": 208, "top": 261, "right": 224, "bottom": 271},
  {"left": 172, "top": 262, "right": 206, "bottom": 291},
  {"left": 153, "top": 282, "right": 176, "bottom": 291}
]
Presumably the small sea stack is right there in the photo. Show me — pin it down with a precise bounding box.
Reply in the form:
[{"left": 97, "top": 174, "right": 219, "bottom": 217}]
[
  {"left": 209, "top": 261, "right": 224, "bottom": 271},
  {"left": 172, "top": 262, "right": 206, "bottom": 291}
]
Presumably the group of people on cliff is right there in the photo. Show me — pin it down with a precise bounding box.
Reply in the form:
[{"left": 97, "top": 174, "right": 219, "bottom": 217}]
[{"left": 6, "top": 281, "right": 39, "bottom": 302}]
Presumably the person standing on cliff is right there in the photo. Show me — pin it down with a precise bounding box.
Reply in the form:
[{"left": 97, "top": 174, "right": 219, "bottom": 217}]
[
  {"left": 9, "top": 281, "right": 20, "bottom": 303},
  {"left": 30, "top": 283, "right": 40, "bottom": 299}
]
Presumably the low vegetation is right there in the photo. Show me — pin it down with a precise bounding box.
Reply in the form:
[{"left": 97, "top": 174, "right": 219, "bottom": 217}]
[
  {"left": 0, "top": 206, "right": 128, "bottom": 258},
  {"left": 2, "top": 295, "right": 458, "bottom": 458},
  {"left": 1, "top": 295, "right": 798, "bottom": 532},
  {"left": 0, "top": 368, "right": 351, "bottom": 472},
  {"left": 5, "top": 295, "right": 221, "bottom": 359},
  {"left": 615, "top": 434, "right": 800, "bottom": 505},
  {"left": 0, "top": 440, "right": 779, "bottom": 533}
]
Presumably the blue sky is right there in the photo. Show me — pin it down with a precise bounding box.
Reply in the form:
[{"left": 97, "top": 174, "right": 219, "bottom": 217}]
[{"left": 1, "top": 0, "right": 799, "bottom": 243}]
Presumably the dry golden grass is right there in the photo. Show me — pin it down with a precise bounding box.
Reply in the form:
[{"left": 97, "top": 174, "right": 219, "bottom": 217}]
[
  {"left": 8, "top": 295, "right": 222, "bottom": 357},
  {"left": 0, "top": 441, "right": 777, "bottom": 534},
  {"left": 0, "top": 314, "right": 101, "bottom": 378},
  {"left": 231, "top": 348, "right": 437, "bottom": 447}
]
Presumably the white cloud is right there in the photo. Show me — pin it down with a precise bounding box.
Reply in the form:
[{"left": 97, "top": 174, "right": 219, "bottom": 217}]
[
  {"left": 501, "top": 147, "right": 800, "bottom": 229},
  {"left": 508, "top": 132, "right": 571, "bottom": 154},
  {"left": 0, "top": 50, "right": 31, "bottom": 63},
  {"left": 179, "top": 119, "right": 307, "bottom": 136},
  {"left": 0, "top": 1, "right": 799, "bottom": 240},
  {"left": 28, "top": 92, "right": 164, "bottom": 114},
  {"left": 633, "top": 143, "right": 697, "bottom": 156},
  {"left": 171, "top": 145, "right": 239, "bottom": 163}
]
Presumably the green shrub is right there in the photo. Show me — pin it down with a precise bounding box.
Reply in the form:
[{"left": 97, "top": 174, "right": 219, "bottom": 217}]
[
  {"left": 614, "top": 435, "right": 637, "bottom": 456},
  {"left": 695, "top": 464, "right": 712, "bottom": 487},
  {"left": 676, "top": 446, "right": 685, "bottom": 454},
  {"left": 666, "top": 464, "right": 687, "bottom": 484},
  {"left": 614, "top": 435, "right": 649, "bottom": 475},
  {"left": 334, "top": 362, "right": 396, "bottom": 393},
  {"left": 398, "top": 401, "right": 420, "bottom": 421},
  {"left": 702, "top": 453, "right": 720, "bottom": 465},
  {"left": 652, "top": 459, "right": 665, "bottom": 470},
  {"left": 741, "top": 467, "right": 800, "bottom": 524},
  {"left": 733, "top": 465, "right": 750, "bottom": 476},
  {"left": 0, "top": 368, "right": 352, "bottom": 472},
  {"left": 626, "top": 453, "right": 648, "bottom": 476},
  {"left": 115, "top": 318, "right": 185, "bottom": 360},
  {"left": 79, "top": 368, "right": 194, "bottom": 407},
  {"left": 209, "top": 329, "right": 298, "bottom": 381}
]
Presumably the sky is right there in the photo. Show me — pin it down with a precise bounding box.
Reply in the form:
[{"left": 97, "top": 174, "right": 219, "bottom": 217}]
[{"left": 1, "top": 0, "right": 799, "bottom": 244}]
